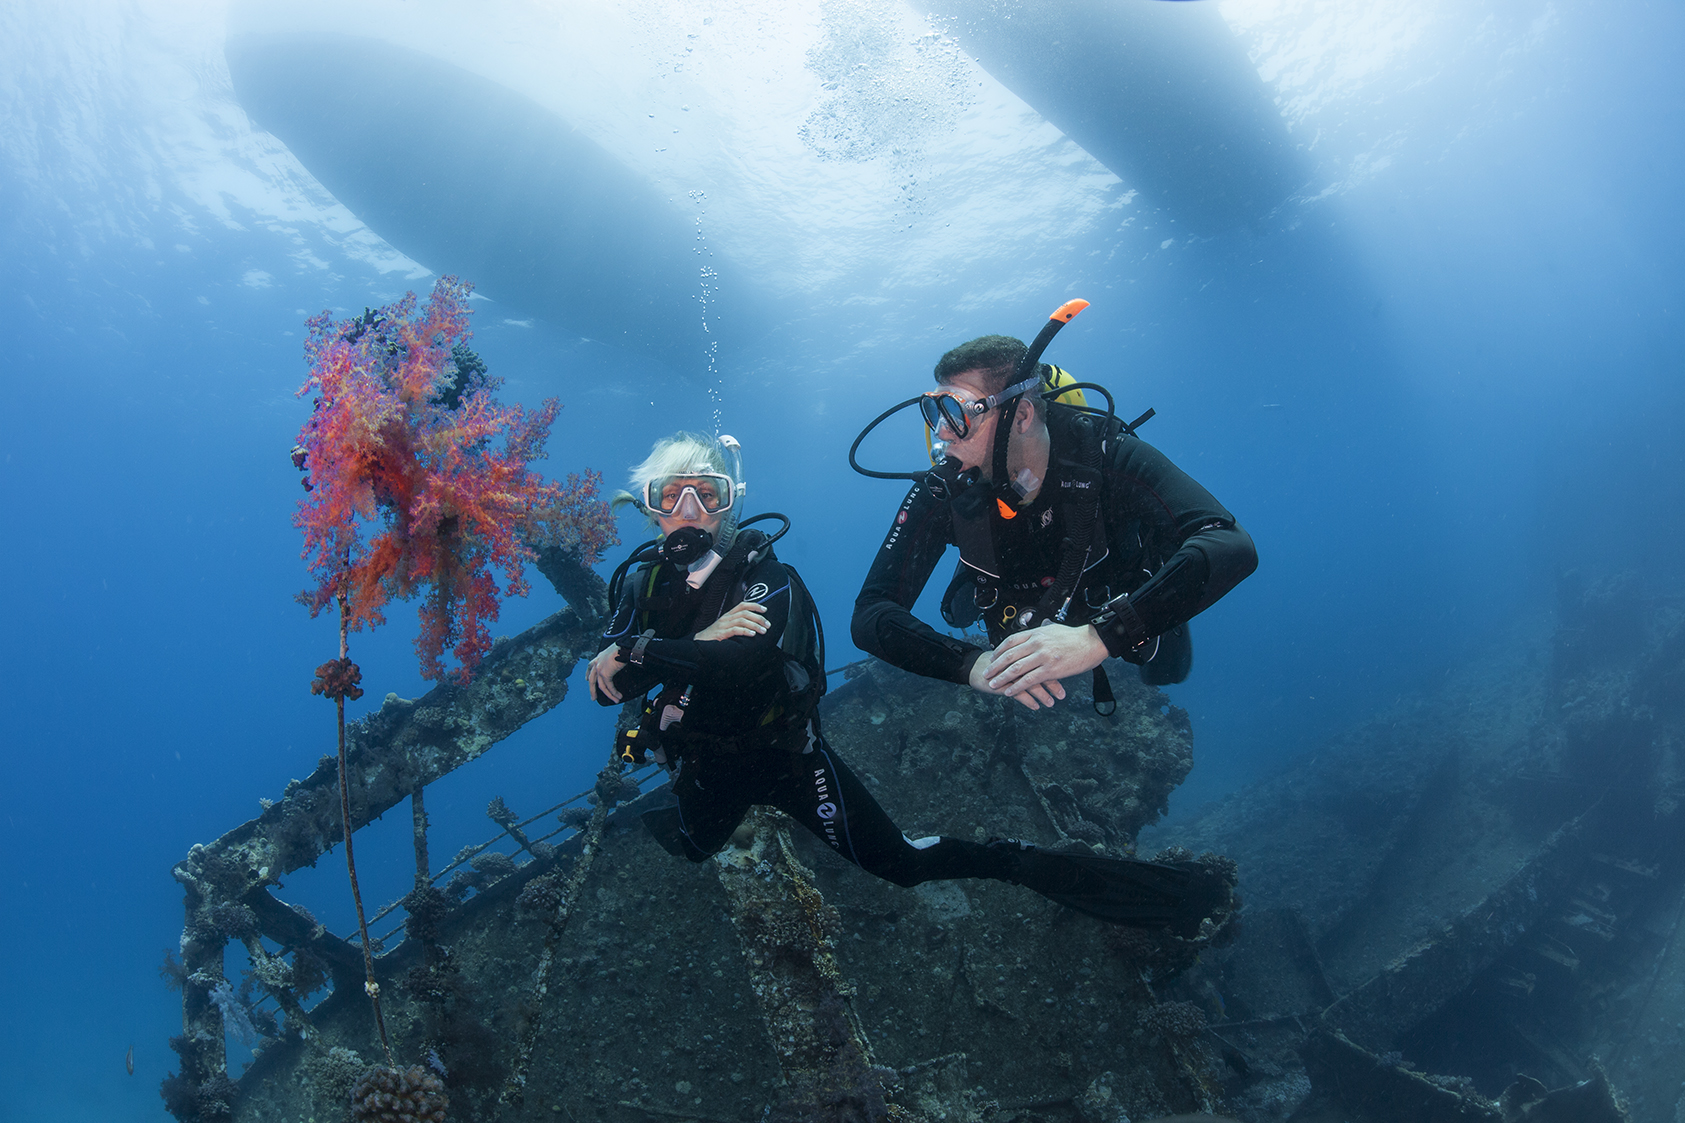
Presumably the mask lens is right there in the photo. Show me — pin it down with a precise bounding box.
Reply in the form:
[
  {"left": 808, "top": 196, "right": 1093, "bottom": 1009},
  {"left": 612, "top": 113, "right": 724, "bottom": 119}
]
[
  {"left": 946, "top": 397, "right": 973, "bottom": 436},
  {"left": 920, "top": 393, "right": 971, "bottom": 441},
  {"left": 918, "top": 395, "right": 943, "bottom": 430},
  {"left": 648, "top": 474, "right": 732, "bottom": 515}
]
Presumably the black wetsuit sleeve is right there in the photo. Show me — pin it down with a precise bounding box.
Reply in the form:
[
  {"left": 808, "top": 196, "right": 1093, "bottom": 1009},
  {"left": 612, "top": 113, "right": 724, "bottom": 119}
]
[
  {"left": 1098, "top": 437, "right": 1257, "bottom": 654},
  {"left": 607, "top": 555, "right": 792, "bottom": 698},
  {"left": 850, "top": 482, "right": 987, "bottom": 684}
]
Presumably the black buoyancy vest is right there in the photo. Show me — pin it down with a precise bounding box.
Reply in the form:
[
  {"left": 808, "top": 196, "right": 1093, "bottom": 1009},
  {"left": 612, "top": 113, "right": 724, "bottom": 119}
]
[
  {"left": 942, "top": 404, "right": 1117, "bottom": 645},
  {"left": 631, "top": 531, "right": 828, "bottom": 751}
]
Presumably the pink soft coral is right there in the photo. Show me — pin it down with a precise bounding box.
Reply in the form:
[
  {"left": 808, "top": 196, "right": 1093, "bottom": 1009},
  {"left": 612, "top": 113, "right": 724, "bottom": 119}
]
[{"left": 293, "top": 276, "right": 616, "bottom": 681}]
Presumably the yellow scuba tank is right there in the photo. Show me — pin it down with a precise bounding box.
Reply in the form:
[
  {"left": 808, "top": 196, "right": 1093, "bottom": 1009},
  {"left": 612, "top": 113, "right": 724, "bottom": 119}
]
[{"left": 1042, "top": 363, "right": 1088, "bottom": 408}]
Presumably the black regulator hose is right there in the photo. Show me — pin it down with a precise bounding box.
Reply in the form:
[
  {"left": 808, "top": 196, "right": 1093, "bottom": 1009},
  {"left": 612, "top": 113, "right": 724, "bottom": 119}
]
[
  {"left": 847, "top": 395, "right": 930, "bottom": 483},
  {"left": 1046, "top": 380, "right": 1115, "bottom": 423},
  {"left": 607, "top": 538, "right": 663, "bottom": 616},
  {"left": 738, "top": 511, "right": 792, "bottom": 548}
]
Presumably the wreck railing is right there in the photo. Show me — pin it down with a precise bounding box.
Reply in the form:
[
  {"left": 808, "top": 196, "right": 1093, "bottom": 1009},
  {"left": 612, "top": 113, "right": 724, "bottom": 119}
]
[
  {"left": 355, "top": 769, "right": 662, "bottom": 953},
  {"left": 165, "top": 552, "right": 620, "bottom": 1121}
]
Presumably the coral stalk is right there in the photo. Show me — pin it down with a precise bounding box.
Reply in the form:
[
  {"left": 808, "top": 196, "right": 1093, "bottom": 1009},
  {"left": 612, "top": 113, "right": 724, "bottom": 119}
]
[{"left": 327, "top": 590, "right": 393, "bottom": 1067}]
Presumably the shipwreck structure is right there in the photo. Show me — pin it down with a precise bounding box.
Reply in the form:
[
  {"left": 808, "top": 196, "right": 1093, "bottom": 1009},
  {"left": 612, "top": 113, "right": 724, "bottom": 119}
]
[
  {"left": 164, "top": 556, "right": 1682, "bottom": 1122},
  {"left": 1143, "top": 574, "right": 1684, "bottom": 1123},
  {"left": 164, "top": 550, "right": 1236, "bottom": 1123}
]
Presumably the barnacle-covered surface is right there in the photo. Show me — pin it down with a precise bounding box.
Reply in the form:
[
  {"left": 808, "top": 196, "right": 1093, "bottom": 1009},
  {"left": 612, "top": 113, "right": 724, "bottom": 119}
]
[
  {"left": 220, "top": 655, "right": 1219, "bottom": 1123},
  {"left": 168, "top": 558, "right": 614, "bottom": 1122},
  {"left": 818, "top": 656, "right": 1195, "bottom": 854}
]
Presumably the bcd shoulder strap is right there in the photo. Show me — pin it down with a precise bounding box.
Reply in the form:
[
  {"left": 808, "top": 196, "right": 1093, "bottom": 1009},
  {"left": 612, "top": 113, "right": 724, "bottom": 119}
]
[
  {"left": 632, "top": 560, "right": 695, "bottom": 627},
  {"left": 1026, "top": 409, "right": 1108, "bottom": 628},
  {"left": 689, "top": 528, "right": 770, "bottom": 632}
]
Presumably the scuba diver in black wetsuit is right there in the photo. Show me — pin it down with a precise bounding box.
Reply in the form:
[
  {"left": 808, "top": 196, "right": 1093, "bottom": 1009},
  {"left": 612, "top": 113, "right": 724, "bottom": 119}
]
[
  {"left": 849, "top": 300, "right": 1257, "bottom": 714},
  {"left": 586, "top": 431, "right": 1228, "bottom": 932}
]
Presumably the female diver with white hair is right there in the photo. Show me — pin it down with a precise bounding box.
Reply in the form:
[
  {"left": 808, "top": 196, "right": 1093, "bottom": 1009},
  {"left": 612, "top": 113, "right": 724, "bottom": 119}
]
[{"left": 587, "top": 431, "right": 1228, "bottom": 932}]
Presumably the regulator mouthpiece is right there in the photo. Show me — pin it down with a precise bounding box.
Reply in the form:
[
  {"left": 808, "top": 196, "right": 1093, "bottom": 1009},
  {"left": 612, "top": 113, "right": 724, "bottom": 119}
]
[{"left": 659, "top": 526, "right": 714, "bottom": 566}]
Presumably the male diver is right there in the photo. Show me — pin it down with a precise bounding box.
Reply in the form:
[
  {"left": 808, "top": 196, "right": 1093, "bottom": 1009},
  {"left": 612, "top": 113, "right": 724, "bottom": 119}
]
[
  {"left": 588, "top": 431, "right": 1229, "bottom": 930},
  {"left": 850, "top": 301, "right": 1257, "bottom": 712}
]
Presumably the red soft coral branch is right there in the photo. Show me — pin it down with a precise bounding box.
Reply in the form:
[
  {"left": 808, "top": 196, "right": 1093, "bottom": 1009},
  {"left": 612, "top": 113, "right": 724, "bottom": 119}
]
[{"left": 293, "top": 276, "right": 617, "bottom": 681}]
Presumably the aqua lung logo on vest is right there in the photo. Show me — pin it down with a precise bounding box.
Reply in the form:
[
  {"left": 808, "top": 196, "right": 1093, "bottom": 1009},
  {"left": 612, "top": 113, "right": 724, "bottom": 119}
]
[
  {"left": 745, "top": 582, "right": 769, "bottom": 602},
  {"left": 1041, "top": 508, "right": 1055, "bottom": 528},
  {"left": 812, "top": 768, "right": 841, "bottom": 848}
]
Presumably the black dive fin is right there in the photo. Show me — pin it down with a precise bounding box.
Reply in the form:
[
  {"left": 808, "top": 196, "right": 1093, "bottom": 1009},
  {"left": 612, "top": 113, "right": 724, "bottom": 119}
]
[
  {"left": 642, "top": 806, "right": 704, "bottom": 862},
  {"left": 993, "top": 841, "right": 1229, "bottom": 936}
]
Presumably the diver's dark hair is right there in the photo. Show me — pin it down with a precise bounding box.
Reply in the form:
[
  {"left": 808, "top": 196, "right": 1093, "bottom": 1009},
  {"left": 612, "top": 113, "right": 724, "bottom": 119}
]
[{"left": 933, "top": 335, "right": 1027, "bottom": 394}]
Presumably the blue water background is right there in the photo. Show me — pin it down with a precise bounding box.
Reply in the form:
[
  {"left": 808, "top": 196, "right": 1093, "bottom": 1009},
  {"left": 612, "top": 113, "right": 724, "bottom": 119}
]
[{"left": 2, "top": 2, "right": 1682, "bottom": 1119}]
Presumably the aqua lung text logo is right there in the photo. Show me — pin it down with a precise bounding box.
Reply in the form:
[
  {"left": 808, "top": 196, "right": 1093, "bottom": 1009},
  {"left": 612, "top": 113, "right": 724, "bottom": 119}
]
[
  {"left": 883, "top": 493, "right": 916, "bottom": 552},
  {"left": 812, "top": 768, "right": 841, "bottom": 848}
]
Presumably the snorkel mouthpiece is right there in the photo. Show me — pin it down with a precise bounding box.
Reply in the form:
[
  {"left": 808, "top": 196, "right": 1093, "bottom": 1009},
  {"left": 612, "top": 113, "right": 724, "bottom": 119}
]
[{"left": 660, "top": 526, "right": 714, "bottom": 566}]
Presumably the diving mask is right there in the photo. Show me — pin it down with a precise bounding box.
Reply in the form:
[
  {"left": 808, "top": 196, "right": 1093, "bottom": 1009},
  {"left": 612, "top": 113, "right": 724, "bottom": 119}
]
[
  {"left": 917, "top": 373, "right": 1043, "bottom": 443},
  {"left": 919, "top": 390, "right": 982, "bottom": 442},
  {"left": 645, "top": 473, "right": 735, "bottom": 518}
]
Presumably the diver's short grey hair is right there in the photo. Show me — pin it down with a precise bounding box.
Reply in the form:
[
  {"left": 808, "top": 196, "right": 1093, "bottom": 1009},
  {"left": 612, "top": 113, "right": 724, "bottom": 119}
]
[{"left": 613, "top": 431, "right": 736, "bottom": 521}]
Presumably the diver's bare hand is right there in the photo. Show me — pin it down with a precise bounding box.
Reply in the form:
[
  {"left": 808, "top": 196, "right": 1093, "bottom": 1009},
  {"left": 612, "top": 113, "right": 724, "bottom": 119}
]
[
  {"left": 697, "top": 601, "right": 769, "bottom": 641},
  {"left": 968, "top": 649, "right": 1062, "bottom": 710},
  {"left": 982, "top": 624, "right": 1110, "bottom": 706},
  {"left": 587, "top": 644, "right": 627, "bottom": 704}
]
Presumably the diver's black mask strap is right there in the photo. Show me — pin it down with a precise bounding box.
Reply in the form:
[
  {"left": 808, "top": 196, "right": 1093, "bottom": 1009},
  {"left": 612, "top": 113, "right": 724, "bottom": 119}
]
[{"left": 989, "top": 393, "right": 1022, "bottom": 508}]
